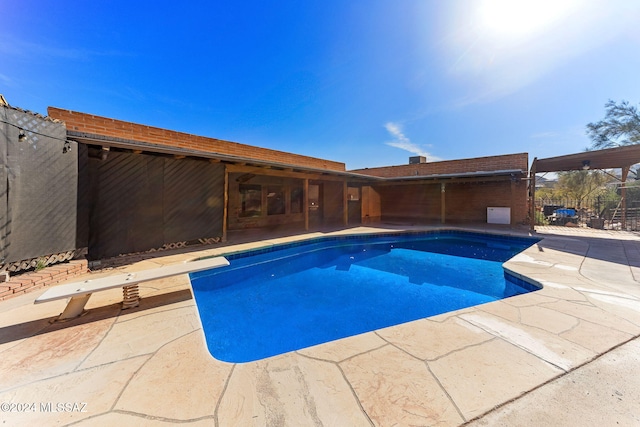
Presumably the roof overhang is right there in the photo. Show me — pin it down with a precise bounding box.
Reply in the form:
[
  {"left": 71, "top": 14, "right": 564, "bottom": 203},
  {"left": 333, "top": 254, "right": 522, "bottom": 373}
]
[
  {"left": 532, "top": 145, "right": 640, "bottom": 173},
  {"left": 69, "top": 131, "right": 383, "bottom": 181},
  {"left": 69, "top": 131, "right": 526, "bottom": 184},
  {"left": 381, "top": 169, "right": 525, "bottom": 183}
]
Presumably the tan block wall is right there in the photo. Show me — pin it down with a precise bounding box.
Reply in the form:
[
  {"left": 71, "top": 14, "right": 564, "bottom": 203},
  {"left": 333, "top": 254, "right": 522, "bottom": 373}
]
[
  {"left": 352, "top": 153, "right": 528, "bottom": 177},
  {"left": 48, "top": 107, "right": 346, "bottom": 172}
]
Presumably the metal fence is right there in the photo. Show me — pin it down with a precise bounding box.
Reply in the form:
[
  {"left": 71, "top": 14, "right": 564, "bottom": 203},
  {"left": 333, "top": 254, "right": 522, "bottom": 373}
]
[{"left": 534, "top": 196, "right": 640, "bottom": 231}]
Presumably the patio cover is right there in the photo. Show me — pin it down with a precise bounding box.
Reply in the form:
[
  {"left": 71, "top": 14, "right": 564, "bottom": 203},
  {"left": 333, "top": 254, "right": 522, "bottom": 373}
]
[
  {"left": 532, "top": 145, "right": 640, "bottom": 173},
  {"left": 530, "top": 145, "right": 640, "bottom": 230}
]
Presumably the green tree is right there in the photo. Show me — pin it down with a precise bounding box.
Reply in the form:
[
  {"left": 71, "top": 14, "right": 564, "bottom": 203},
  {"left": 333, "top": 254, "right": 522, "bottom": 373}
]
[
  {"left": 556, "top": 170, "right": 609, "bottom": 207},
  {"left": 535, "top": 186, "right": 555, "bottom": 202},
  {"left": 586, "top": 100, "right": 640, "bottom": 149}
]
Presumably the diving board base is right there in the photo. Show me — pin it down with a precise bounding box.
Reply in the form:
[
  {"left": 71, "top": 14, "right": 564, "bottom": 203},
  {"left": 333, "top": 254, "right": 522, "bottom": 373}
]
[
  {"left": 36, "top": 256, "right": 229, "bottom": 321},
  {"left": 57, "top": 294, "right": 92, "bottom": 321}
]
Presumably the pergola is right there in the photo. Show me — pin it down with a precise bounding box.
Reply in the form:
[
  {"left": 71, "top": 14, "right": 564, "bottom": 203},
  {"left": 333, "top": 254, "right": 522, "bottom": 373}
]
[{"left": 529, "top": 145, "right": 640, "bottom": 231}]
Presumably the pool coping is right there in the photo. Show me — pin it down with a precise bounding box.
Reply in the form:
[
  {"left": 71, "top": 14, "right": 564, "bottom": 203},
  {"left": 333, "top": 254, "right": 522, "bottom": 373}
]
[
  {"left": 190, "top": 229, "right": 542, "bottom": 363},
  {"left": 1, "top": 224, "right": 639, "bottom": 425}
]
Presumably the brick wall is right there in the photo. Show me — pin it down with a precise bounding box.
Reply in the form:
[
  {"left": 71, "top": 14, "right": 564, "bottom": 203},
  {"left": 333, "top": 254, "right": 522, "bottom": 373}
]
[
  {"left": 443, "top": 181, "right": 528, "bottom": 223},
  {"left": 48, "top": 107, "right": 346, "bottom": 172},
  {"left": 352, "top": 153, "right": 528, "bottom": 177},
  {"left": 374, "top": 179, "right": 528, "bottom": 225},
  {"left": 377, "top": 184, "right": 441, "bottom": 223},
  {"left": 355, "top": 154, "right": 529, "bottom": 225}
]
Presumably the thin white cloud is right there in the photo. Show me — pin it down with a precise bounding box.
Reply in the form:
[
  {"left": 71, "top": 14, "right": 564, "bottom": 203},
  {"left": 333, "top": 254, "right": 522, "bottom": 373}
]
[
  {"left": 0, "top": 73, "right": 14, "bottom": 87},
  {"left": 0, "top": 36, "right": 131, "bottom": 61},
  {"left": 384, "top": 122, "right": 442, "bottom": 161}
]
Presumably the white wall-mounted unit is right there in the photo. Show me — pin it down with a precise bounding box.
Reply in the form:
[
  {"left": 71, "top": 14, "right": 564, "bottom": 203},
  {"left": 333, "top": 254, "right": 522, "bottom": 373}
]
[{"left": 487, "top": 207, "right": 511, "bottom": 225}]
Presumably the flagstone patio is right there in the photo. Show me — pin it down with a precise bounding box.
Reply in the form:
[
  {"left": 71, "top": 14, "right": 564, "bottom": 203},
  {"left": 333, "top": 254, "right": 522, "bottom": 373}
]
[{"left": 1, "top": 225, "right": 639, "bottom": 426}]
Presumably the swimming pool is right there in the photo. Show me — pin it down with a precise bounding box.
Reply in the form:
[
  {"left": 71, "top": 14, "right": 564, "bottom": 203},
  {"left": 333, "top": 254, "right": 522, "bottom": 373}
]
[{"left": 189, "top": 231, "right": 539, "bottom": 363}]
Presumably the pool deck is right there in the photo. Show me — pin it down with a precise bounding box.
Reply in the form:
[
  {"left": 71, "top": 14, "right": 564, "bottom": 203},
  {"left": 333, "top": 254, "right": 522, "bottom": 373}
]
[{"left": 1, "top": 225, "right": 639, "bottom": 426}]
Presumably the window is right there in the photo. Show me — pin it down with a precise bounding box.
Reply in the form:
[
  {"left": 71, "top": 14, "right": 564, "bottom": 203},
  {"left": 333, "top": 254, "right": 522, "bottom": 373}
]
[
  {"left": 239, "top": 184, "right": 262, "bottom": 217},
  {"left": 267, "top": 186, "right": 285, "bottom": 215},
  {"left": 347, "top": 187, "right": 360, "bottom": 201},
  {"left": 291, "top": 187, "right": 303, "bottom": 213}
]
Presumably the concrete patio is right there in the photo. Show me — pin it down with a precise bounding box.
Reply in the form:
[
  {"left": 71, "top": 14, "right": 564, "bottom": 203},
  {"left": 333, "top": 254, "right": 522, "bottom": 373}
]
[{"left": 0, "top": 225, "right": 639, "bottom": 426}]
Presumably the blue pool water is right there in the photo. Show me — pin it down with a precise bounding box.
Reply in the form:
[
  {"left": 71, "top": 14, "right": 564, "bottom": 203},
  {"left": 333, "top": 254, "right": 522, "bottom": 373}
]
[{"left": 190, "top": 231, "right": 539, "bottom": 363}]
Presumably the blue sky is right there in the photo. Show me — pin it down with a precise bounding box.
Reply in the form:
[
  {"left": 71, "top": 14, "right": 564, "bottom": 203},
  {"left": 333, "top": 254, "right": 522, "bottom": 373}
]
[{"left": 2, "top": 1, "right": 640, "bottom": 170}]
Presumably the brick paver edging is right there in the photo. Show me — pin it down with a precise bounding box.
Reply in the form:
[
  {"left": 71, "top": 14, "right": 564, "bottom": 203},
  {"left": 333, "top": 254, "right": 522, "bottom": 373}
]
[{"left": 0, "top": 260, "right": 89, "bottom": 301}]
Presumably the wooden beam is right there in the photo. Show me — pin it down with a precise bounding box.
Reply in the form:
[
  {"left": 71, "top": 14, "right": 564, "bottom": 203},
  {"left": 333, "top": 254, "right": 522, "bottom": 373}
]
[
  {"left": 374, "top": 174, "right": 522, "bottom": 186},
  {"left": 343, "top": 181, "right": 348, "bottom": 226},
  {"left": 530, "top": 159, "right": 537, "bottom": 232},
  {"left": 222, "top": 167, "right": 229, "bottom": 242},
  {"left": 304, "top": 179, "right": 309, "bottom": 231},
  {"left": 236, "top": 173, "right": 256, "bottom": 184},
  {"left": 440, "top": 183, "right": 446, "bottom": 224},
  {"left": 510, "top": 177, "right": 516, "bottom": 227},
  {"left": 225, "top": 164, "right": 351, "bottom": 182},
  {"left": 622, "top": 165, "right": 630, "bottom": 230}
]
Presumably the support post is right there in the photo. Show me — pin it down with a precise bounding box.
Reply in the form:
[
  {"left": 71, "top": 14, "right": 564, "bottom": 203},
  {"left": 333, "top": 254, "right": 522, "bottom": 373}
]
[
  {"left": 57, "top": 294, "right": 92, "bottom": 320},
  {"left": 222, "top": 167, "right": 229, "bottom": 242},
  {"left": 622, "top": 165, "right": 630, "bottom": 230},
  {"left": 510, "top": 176, "right": 516, "bottom": 228},
  {"left": 530, "top": 159, "right": 537, "bottom": 232},
  {"left": 304, "top": 178, "right": 309, "bottom": 231},
  {"left": 440, "top": 183, "right": 446, "bottom": 224},
  {"left": 343, "top": 181, "right": 348, "bottom": 226}
]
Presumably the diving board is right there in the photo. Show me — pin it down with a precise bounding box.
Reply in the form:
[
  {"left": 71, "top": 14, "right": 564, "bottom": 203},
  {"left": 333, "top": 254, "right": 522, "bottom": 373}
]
[{"left": 35, "top": 256, "right": 229, "bottom": 321}]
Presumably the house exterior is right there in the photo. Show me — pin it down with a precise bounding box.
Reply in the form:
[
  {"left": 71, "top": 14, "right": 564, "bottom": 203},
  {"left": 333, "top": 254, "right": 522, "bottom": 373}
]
[
  {"left": 47, "top": 107, "right": 377, "bottom": 260},
  {"left": 1, "top": 99, "right": 529, "bottom": 268},
  {"left": 351, "top": 153, "right": 528, "bottom": 226}
]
